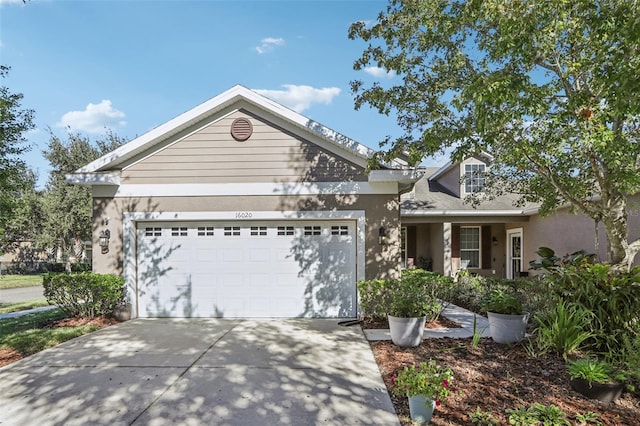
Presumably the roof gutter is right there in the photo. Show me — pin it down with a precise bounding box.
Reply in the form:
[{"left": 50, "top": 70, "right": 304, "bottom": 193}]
[{"left": 65, "top": 172, "right": 121, "bottom": 186}]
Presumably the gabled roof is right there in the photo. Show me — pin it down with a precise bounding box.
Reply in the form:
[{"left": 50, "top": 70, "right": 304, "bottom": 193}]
[
  {"left": 77, "top": 85, "right": 404, "bottom": 174},
  {"left": 428, "top": 152, "right": 494, "bottom": 182},
  {"left": 401, "top": 168, "right": 539, "bottom": 216}
]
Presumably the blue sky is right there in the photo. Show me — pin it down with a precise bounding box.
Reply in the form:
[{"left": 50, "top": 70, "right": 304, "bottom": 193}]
[{"left": 2, "top": 0, "right": 447, "bottom": 188}]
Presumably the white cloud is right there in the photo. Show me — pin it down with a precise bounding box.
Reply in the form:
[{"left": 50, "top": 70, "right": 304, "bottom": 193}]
[
  {"left": 253, "top": 84, "right": 341, "bottom": 113},
  {"left": 364, "top": 66, "right": 396, "bottom": 79},
  {"left": 0, "top": 0, "right": 24, "bottom": 6},
  {"left": 56, "top": 100, "right": 126, "bottom": 134},
  {"left": 255, "top": 37, "right": 285, "bottom": 54}
]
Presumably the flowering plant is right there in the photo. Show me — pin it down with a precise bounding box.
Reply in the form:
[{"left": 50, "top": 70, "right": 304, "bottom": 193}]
[{"left": 391, "top": 360, "right": 460, "bottom": 406}]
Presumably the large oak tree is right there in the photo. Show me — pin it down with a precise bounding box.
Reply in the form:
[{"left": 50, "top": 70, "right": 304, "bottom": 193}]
[{"left": 349, "top": 0, "right": 640, "bottom": 270}]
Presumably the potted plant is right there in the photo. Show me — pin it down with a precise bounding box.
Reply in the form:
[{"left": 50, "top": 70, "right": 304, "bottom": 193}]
[
  {"left": 482, "top": 290, "right": 529, "bottom": 344},
  {"left": 385, "top": 275, "right": 442, "bottom": 347},
  {"left": 567, "top": 358, "right": 626, "bottom": 403},
  {"left": 392, "top": 360, "right": 460, "bottom": 423}
]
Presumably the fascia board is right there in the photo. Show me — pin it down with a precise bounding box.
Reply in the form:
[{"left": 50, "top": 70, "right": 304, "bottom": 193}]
[
  {"left": 400, "top": 209, "right": 529, "bottom": 216},
  {"left": 368, "top": 169, "right": 424, "bottom": 184},
  {"left": 65, "top": 172, "right": 121, "bottom": 186}
]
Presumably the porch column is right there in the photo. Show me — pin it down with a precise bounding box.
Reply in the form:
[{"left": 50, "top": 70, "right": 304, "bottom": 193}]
[{"left": 443, "top": 222, "right": 452, "bottom": 277}]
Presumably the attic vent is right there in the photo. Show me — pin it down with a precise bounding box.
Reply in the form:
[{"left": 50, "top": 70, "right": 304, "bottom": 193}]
[{"left": 230, "top": 117, "right": 253, "bottom": 141}]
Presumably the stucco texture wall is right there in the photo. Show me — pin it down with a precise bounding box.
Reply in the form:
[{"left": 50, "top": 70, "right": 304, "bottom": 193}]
[
  {"left": 92, "top": 192, "right": 401, "bottom": 282},
  {"left": 507, "top": 194, "right": 640, "bottom": 270}
]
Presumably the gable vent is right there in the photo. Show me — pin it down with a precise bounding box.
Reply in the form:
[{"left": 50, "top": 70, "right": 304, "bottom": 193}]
[{"left": 230, "top": 117, "right": 253, "bottom": 141}]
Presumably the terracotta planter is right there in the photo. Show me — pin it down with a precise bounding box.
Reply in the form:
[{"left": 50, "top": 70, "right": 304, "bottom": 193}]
[
  {"left": 408, "top": 394, "right": 435, "bottom": 423},
  {"left": 487, "top": 311, "right": 529, "bottom": 344},
  {"left": 570, "top": 378, "right": 624, "bottom": 403},
  {"left": 388, "top": 315, "right": 426, "bottom": 348}
]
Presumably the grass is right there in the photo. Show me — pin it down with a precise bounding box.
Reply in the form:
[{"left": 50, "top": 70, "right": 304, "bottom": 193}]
[
  {"left": 0, "top": 308, "right": 100, "bottom": 358},
  {"left": 0, "top": 299, "right": 51, "bottom": 315},
  {"left": 0, "top": 274, "right": 44, "bottom": 289}
]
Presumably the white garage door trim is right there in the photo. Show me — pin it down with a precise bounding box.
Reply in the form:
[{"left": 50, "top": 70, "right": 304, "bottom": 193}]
[{"left": 123, "top": 210, "right": 366, "bottom": 318}]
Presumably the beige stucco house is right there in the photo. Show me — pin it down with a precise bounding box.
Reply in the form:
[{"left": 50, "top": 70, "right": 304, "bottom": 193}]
[
  {"left": 68, "top": 85, "right": 639, "bottom": 319},
  {"left": 67, "top": 85, "right": 418, "bottom": 319},
  {"left": 400, "top": 156, "right": 640, "bottom": 278}
]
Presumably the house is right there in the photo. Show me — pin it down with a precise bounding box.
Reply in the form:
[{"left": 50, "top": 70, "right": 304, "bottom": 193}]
[
  {"left": 400, "top": 157, "right": 640, "bottom": 278},
  {"left": 67, "top": 85, "right": 419, "bottom": 319},
  {"left": 68, "top": 85, "right": 639, "bottom": 319}
]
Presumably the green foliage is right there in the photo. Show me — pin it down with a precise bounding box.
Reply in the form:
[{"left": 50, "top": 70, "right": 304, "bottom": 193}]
[
  {"left": 567, "top": 358, "right": 617, "bottom": 384},
  {"left": 0, "top": 65, "right": 36, "bottom": 251},
  {"left": 468, "top": 407, "right": 497, "bottom": 425},
  {"left": 550, "top": 264, "right": 640, "bottom": 355},
  {"left": 574, "top": 411, "right": 601, "bottom": 425},
  {"left": 391, "top": 359, "right": 459, "bottom": 405},
  {"left": 617, "top": 333, "right": 640, "bottom": 396},
  {"left": 529, "top": 247, "right": 596, "bottom": 273},
  {"left": 43, "top": 272, "right": 125, "bottom": 318},
  {"left": 357, "top": 269, "right": 449, "bottom": 319},
  {"left": 37, "top": 131, "right": 125, "bottom": 260},
  {"left": 507, "top": 403, "right": 570, "bottom": 426},
  {"left": 534, "top": 300, "right": 594, "bottom": 360},
  {"left": 481, "top": 290, "right": 523, "bottom": 315},
  {"left": 348, "top": 0, "right": 640, "bottom": 269}
]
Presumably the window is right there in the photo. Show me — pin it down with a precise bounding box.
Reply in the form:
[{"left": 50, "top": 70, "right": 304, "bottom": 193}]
[
  {"left": 197, "top": 226, "right": 214, "bottom": 236},
  {"left": 250, "top": 226, "right": 267, "bottom": 236},
  {"left": 331, "top": 225, "right": 348, "bottom": 236},
  {"left": 460, "top": 226, "right": 480, "bottom": 268},
  {"left": 304, "top": 226, "right": 321, "bottom": 236},
  {"left": 277, "top": 226, "right": 294, "bottom": 236},
  {"left": 464, "top": 164, "right": 486, "bottom": 193},
  {"left": 145, "top": 227, "right": 162, "bottom": 237},
  {"left": 224, "top": 226, "right": 240, "bottom": 236},
  {"left": 171, "top": 227, "right": 188, "bottom": 236},
  {"left": 400, "top": 226, "right": 407, "bottom": 268}
]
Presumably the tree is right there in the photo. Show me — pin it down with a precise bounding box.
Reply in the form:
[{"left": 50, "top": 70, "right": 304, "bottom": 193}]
[
  {"left": 349, "top": 0, "right": 640, "bottom": 270},
  {"left": 0, "top": 65, "right": 35, "bottom": 248},
  {"left": 40, "top": 131, "right": 125, "bottom": 261}
]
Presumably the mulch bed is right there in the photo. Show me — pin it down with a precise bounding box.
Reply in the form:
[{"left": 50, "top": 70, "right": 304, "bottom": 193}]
[{"left": 372, "top": 337, "right": 640, "bottom": 425}]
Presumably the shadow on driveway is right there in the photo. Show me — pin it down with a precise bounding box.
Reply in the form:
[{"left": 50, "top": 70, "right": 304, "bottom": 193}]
[{"left": 0, "top": 319, "right": 398, "bottom": 425}]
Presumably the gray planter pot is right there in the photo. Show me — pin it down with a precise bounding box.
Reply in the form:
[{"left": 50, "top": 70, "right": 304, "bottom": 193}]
[
  {"left": 388, "top": 315, "right": 426, "bottom": 348},
  {"left": 408, "top": 394, "right": 435, "bottom": 423},
  {"left": 113, "top": 303, "right": 132, "bottom": 321},
  {"left": 487, "top": 311, "right": 529, "bottom": 344}
]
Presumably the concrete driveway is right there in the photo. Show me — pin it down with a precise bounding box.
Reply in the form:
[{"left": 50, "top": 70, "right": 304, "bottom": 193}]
[{"left": 0, "top": 319, "right": 398, "bottom": 425}]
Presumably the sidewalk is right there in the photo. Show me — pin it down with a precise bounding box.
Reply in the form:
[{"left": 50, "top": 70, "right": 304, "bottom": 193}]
[
  {"left": 0, "top": 305, "right": 58, "bottom": 320},
  {"left": 363, "top": 302, "right": 491, "bottom": 341}
]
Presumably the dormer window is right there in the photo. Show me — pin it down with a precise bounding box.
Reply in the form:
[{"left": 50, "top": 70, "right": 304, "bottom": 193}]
[{"left": 464, "top": 164, "right": 486, "bottom": 193}]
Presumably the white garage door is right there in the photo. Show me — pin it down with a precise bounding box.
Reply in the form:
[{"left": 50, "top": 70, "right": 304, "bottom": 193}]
[{"left": 136, "top": 220, "right": 357, "bottom": 318}]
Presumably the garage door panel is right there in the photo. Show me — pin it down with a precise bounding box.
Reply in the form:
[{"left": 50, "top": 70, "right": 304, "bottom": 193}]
[{"left": 136, "top": 220, "right": 356, "bottom": 318}]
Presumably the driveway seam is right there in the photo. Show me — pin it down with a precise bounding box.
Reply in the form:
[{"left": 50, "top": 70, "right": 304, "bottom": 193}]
[{"left": 128, "top": 321, "right": 240, "bottom": 425}]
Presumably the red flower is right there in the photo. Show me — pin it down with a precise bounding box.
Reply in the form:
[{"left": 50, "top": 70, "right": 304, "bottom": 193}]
[
  {"left": 435, "top": 400, "right": 441, "bottom": 407},
  {"left": 442, "top": 379, "right": 449, "bottom": 388}
]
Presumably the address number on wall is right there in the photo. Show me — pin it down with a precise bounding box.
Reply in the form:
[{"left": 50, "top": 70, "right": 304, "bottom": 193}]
[{"left": 235, "top": 212, "right": 253, "bottom": 219}]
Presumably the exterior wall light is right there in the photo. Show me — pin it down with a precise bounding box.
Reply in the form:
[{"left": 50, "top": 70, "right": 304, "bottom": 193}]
[
  {"left": 99, "top": 229, "right": 111, "bottom": 254},
  {"left": 378, "top": 226, "right": 388, "bottom": 245},
  {"left": 492, "top": 236, "right": 498, "bottom": 246}
]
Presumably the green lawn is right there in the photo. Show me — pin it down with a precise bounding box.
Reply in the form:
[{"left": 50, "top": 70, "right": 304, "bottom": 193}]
[
  {"left": 0, "top": 274, "right": 44, "bottom": 289},
  {"left": 0, "top": 299, "right": 51, "bottom": 315},
  {"left": 0, "top": 308, "right": 100, "bottom": 359}
]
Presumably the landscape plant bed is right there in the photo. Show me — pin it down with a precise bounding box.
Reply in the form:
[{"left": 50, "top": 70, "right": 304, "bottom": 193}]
[{"left": 372, "top": 337, "right": 640, "bottom": 425}]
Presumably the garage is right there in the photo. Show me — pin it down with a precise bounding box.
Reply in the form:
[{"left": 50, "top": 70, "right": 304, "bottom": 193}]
[{"left": 136, "top": 220, "right": 357, "bottom": 318}]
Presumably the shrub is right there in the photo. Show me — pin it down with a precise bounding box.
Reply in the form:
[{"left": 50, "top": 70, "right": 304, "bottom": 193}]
[
  {"left": 357, "top": 269, "right": 449, "bottom": 320},
  {"left": 43, "top": 272, "right": 125, "bottom": 318},
  {"left": 551, "top": 264, "right": 640, "bottom": 355},
  {"left": 567, "top": 358, "right": 621, "bottom": 384},
  {"left": 481, "top": 290, "right": 523, "bottom": 315},
  {"left": 70, "top": 262, "right": 92, "bottom": 273},
  {"left": 534, "top": 300, "right": 595, "bottom": 360}
]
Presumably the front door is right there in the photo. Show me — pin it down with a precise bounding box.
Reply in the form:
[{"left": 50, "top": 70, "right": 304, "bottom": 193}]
[{"left": 506, "top": 228, "right": 523, "bottom": 279}]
